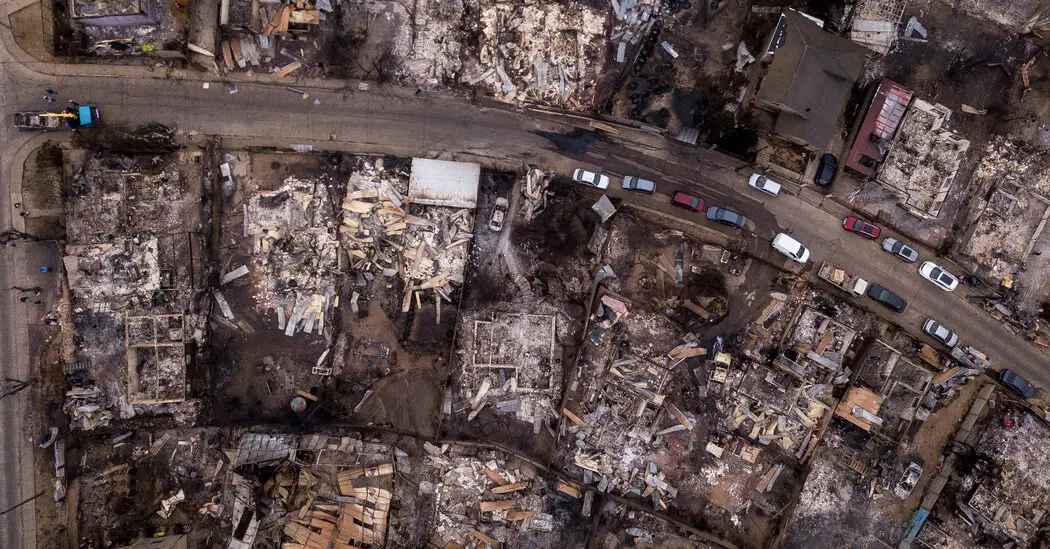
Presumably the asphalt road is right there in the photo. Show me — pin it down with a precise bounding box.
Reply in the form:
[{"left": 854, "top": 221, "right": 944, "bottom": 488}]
[
  {"left": 0, "top": 26, "right": 1047, "bottom": 548},
  {"left": 771, "top": 195, "right": 1050, "bottom": 384},
  {"left": 6, "top": 70, "right": 1041, "bottom": 375},
  {"left": 0, "top": 32, "right": 35, "bottom": 549}
]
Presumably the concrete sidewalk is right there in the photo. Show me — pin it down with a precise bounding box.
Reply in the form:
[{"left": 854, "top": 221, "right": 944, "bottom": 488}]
[{"left": 0, "top": 240, "right": 62, "bottom": 549}]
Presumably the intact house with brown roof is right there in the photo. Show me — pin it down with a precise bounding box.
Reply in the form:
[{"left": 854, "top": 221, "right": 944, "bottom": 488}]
[{"left": 755, "top": 10, "right": 869, "bottom": 152}]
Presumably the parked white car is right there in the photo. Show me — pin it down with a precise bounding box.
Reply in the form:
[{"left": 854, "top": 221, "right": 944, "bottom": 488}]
[
  {"left": 919, "top": 261, "right": 959, "bottom": 291},
  {"left": 772, "top": 233, "right": 809, "bottom": 263},
  {"left": 572, "top": 168, "right": 610, "bottom": 189},
  {"left": 748, "top": 173, "right": 782, "bottom": 196}
]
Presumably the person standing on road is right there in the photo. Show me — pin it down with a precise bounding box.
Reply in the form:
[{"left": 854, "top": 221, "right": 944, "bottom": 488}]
[{"left": 40, "top": 266, "right": 52, "bottom": 273}]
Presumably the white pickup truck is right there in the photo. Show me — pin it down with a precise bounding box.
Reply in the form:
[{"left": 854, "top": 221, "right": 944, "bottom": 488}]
[{"left": 817, "top": 261, "right": 869, "bottom": 296}]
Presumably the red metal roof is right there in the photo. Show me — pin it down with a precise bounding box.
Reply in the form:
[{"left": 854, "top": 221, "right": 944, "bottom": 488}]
[{"left": 845, "top": 78, "right": 913, "bottom": 178}]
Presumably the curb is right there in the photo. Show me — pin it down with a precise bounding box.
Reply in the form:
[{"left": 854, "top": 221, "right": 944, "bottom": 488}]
[{"left": 620, "top": 202, "right": 797, "bottom": 275}]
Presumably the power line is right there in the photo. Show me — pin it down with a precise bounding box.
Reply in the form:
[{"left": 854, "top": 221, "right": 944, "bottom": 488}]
[
  {"left": 0, "top": 377, "right": 36, "bottom": 400},
  {"left": 0, "top": 491, "right": 45, "bottom": 517}
]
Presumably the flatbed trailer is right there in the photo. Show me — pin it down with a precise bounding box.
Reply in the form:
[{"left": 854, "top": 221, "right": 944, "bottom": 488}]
[
  {"left": 14, "top": 111, "right": 66, "bottom": 129},
  {"left": 817, "top": 261, "right": 869, "bottom": 296},
  {"left": 14, "top": 105, "right": 101, "bottom": 130}
]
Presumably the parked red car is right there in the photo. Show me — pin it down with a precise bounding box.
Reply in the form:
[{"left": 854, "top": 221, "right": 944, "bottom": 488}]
[
  {"left": 671, "top": 191, "right": 704, "bottom": 212},
  {"left": 843, "top": 216, "right": 881, "bottom": 239}
]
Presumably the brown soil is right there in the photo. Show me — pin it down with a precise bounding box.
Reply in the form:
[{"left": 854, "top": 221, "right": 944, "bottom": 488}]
[
  {"left": 340, "top": 304, "right": 447, "bottom": 437},
  {"left": 357, "top": 368, "right": 444, "bottom": 437},
  {"left": 890, "top": 380, "right": 984, "bottom": 521},
  {"left": 207, "top": 293, "right": 329, "bottom": 424},
  {"left": 770, "top": 144, "right": 809, "bottom": 175},
  {"left": 23, "top": 145, "right": 67, "bottom": 241}
]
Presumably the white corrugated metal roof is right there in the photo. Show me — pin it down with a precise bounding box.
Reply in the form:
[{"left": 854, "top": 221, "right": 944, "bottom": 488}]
[{"left": 408, "top": 158, "right": 481, "bottom": 209}]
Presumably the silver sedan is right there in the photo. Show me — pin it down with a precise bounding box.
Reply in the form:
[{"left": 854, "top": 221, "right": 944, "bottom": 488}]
[
  {"left": 882, "top": 237, "right": 919, "bottom": 263},
  {"left": 922, "top": 318, "right": 959, "bottom": 348}
]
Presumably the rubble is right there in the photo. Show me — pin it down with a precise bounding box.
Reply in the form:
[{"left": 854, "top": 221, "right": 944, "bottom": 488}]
[
  {"left": 610, "top": 0, "right": 660, "bottom": 65},
  {"left": 422, "top": 443, "right": 585, "bottom": 547},
  {"left": 559, "top": 299, "right": 716, "bottom": 512},
  {"left": 561, "top": 342, "right": 682, "bottom": 508},
  {"left": 521, "top": 166, "right": 554, "bottom": 221},
  {"left": 245, "top": 174, "right": 340, "bottom": 320},
  {"left": 156, "top": 489, "right": 185, "bottom": 519},
  {"left": 69, "top": 0, "right": 190, "bottom": 58},
  {"left": 875, "top": 99, "right": 971, "bottom": 219},
  {"left": 960, "top": 138, "right": 1050, "bottom": 279},
  {"left": 48, "top": 119, "right": 1050, "bottom": 549},
  {"left": 458, "top": 311, "right": 563, "bottom": 425},
  {"left": 909, "top": 388, "right": 1050, "bottom": 548},
  {"left": 851, "top": 339, "right": 938, "bottom": 436},
  {"left": 772, "top": 306, "right": 857, "bottom": 382},
  {"left": 784, "top": 454, "right": 901, "bottom": 548},
  {"left": 962, "top": 408, "right": 1050, "bottom": 543},
  {"left": 75, "top": 428, "right": 229, "bottom": 545},
  {"left": 228, "top": 433, "right": 397, "bottom": 548},
  {"left": 338, "top": 158, "right": 475, "bottom": 318},
  {"left": 469, "top": 2, "right": 607, "bottom": 105},
  {"left": 940, "top": 0, "right": 1050, "bottom": 33},
  {"left": 64, "top": 386, "right": 114, "bottom": 430},
  {"left": 62, "top": 152, "right": 207, "bottom": 427},
  {"left": 126, "top": 314, "right": 188, "bottom": 404},
  {"left": 849, "top": 0, "right": 907, "bottom": 55},
  {"left": 67, "top": 153, "right": 199, "bottom": 241},
  {"left": 220, "top": 0, "right": 325, "bottom": 76},
  {"left": 774, "top": 292, "right": 1021, "bottom": 549}
]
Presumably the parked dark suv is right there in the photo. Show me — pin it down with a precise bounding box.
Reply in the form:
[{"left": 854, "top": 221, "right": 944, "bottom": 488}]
[
  {"left": 867, "top": 284, "right": 907, "bottom": 313},
  {"left": 815, "top": 153, "right": 838, "bottom": 187},
  {"left": 1000, "top": 369, "right": 1036, "bottom": 399},
  {"left": 706, "top": 206, "right": 746, "bottom": 228}
]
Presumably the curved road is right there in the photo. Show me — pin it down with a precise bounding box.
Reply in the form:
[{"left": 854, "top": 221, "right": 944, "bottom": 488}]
[{"left": 0, "top": 5, "right": 1047, "bottom": 548}]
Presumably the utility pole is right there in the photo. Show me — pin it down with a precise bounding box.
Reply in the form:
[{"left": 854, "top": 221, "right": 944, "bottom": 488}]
[
  {"left": 0, "top": 491, "right": 45, "bottom": 517},
  {"left": 1, "top": 377, "right": 37, "bottom": 400}
]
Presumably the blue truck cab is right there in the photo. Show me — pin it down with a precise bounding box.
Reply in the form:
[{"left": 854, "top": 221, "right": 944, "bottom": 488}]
[{"left": 77, "top": 105, "right": 101, "bottom": 128}]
